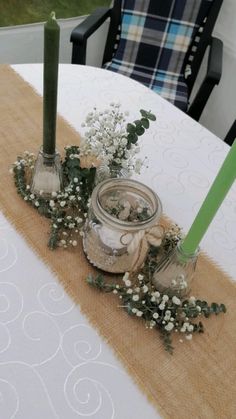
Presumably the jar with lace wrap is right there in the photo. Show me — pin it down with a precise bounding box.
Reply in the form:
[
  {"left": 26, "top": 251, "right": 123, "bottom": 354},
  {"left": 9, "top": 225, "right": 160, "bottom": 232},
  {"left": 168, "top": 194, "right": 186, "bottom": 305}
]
[{"left": 83, "top": 178, "right": 163, "bottom": 273}]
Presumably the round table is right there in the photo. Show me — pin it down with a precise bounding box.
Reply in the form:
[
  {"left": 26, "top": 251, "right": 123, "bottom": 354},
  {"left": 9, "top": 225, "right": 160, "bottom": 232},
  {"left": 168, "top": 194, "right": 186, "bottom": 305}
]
[{"left": 0, "top": 64, "right": 235, "bottom": 419}]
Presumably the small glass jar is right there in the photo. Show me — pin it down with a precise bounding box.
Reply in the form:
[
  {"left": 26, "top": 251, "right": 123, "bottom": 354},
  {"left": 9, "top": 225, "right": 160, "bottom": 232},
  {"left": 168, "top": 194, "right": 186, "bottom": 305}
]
[
  {"left": 152, "top": 241, "right": 199, "bottom": 298},
  {"left": 95, "top": 162, "right": 129, "bottom": 185},
  {"left": 83, "top": 178, "right": 162, "bottom": 273}
]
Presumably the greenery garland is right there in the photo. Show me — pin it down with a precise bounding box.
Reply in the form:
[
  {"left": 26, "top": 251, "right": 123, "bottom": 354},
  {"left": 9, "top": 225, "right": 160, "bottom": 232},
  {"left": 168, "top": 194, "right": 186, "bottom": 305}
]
[{"left": 12, "top": 147, "right": 94, "bottom": 249}]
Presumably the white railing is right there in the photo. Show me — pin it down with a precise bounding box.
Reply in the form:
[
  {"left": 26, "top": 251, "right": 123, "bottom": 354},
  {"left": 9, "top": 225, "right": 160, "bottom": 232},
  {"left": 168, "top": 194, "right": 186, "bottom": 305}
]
[{"left": 0, "top": 16, "right": 108, "bottom": 66}]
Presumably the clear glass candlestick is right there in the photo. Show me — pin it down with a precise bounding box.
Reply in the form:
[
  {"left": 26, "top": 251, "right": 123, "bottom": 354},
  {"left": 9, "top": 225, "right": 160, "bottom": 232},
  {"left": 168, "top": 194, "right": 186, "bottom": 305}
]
[
  {"left": 30, "top": 148, "right": 63, "bottom": 198},
  {"left": 152, "top": 241, "right": 199, "bottom": 298}
]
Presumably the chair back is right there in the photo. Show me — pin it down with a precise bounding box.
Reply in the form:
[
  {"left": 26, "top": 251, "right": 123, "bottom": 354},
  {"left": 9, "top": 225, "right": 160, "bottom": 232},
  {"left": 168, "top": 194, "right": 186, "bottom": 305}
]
[{"left": 103, "top": 0, "right": 223, "bottom": 97}]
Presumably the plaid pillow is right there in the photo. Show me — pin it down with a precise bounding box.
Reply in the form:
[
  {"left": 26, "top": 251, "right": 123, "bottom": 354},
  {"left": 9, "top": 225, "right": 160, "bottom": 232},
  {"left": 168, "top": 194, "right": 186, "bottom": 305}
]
[{"left": 104, "top": 0, "right": 213, "bottom": 111}]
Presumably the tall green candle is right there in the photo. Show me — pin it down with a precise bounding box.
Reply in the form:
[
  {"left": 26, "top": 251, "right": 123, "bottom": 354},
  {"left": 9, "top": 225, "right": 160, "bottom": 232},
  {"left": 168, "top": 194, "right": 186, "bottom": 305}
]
[
  {"left": 181, "top": 139, "right": 236, "bottom": 255},
  {"left": 43, "top": 12, "right": 60, "bottom": 155}
]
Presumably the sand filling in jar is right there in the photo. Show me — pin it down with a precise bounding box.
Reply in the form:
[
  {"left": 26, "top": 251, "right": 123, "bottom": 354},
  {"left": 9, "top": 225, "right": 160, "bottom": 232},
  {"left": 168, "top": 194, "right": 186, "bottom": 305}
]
[{"left": 83, "top": 179, "right": 162, "bottom": 273}]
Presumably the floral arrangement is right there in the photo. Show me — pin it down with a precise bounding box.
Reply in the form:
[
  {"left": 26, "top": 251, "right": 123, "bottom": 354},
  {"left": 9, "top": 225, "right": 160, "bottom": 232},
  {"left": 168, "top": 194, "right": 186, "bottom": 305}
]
[
  {"left": 87, "top": 225, "right": 226, "bottom": 354},
  {"left": 79, "top": 104, "right": 155, "bottom": 175},
  {"left": 11, "top": 104, "right": 227, "bottom": 354},
  {"left": 12, "top": 105, "right": 156, "bottom": 249}
]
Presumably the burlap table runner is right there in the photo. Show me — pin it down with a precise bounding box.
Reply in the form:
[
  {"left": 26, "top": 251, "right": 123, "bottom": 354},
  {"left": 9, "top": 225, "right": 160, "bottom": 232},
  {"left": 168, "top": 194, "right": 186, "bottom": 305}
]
[{"left": 0, "top": 65, "right": 235, "bottom": 418}]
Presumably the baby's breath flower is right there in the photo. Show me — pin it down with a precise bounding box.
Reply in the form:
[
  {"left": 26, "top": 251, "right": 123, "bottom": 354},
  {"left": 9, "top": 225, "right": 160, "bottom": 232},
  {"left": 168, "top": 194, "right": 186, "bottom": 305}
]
[
  {"left": 125, "top": 280, "right": 131, "bottom": 287},
  {"left": 172, "top": 296, "right": 181, "bottom": 305},
  {"left": 126, "top": 288, "right": 133, "bottom": 294},
  {"left": 165, "top": 322, "right": 174, "bottom": 332},
  {"left": 142, "top": 285, "right": 148, "bottom": 293},
  {"left": 49, "top": 200, "right": 55, "bottom": 208}
]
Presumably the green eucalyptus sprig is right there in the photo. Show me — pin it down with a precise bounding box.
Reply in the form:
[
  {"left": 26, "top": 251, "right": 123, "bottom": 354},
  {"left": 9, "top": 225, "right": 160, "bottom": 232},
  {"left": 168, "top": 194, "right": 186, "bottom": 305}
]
[
  {"left": 126, "top": 109, "right": 156, "bottom": 150},
  {"left": 86, "top": 271, "right": 226, "bottom": 354}
]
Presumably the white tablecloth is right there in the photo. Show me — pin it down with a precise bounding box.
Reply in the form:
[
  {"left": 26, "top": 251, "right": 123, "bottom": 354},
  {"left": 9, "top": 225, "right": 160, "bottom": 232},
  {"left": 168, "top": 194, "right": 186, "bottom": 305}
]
[{"left": 0, "top": 64, "right": 235, "bottom": 419}]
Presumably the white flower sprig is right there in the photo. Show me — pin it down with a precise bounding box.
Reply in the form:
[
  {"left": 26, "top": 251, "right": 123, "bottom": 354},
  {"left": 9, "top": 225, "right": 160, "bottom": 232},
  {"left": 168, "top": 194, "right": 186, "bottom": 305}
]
[{"left": 80, "top": 104, "right": 155, "bottom": 174}]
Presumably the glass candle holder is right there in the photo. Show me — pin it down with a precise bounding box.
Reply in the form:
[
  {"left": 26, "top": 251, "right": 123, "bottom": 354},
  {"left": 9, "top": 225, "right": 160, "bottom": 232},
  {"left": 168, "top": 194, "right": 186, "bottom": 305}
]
[
  {"left": 30, "top": 148, "right": 63, "bottom": 198},
  {"left": 152, "top": 241, "right": 199, "bottom": 298},
  {"left": 83, "top": 178, "right": 162, "bottom": 273}
]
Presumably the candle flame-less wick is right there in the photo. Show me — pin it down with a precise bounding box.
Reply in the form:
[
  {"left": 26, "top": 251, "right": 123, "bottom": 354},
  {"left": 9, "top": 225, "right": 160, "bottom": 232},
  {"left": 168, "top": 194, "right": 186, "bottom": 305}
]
[{"left": 50, "top": 11, "right": 56, "bottom": 20}]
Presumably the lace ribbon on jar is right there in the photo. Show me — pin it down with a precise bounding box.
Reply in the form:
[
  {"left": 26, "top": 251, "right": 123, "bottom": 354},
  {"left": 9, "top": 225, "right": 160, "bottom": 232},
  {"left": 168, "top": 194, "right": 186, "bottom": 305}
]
[{"left": 121, "top": 225, "right": 164, "bottom": 272}]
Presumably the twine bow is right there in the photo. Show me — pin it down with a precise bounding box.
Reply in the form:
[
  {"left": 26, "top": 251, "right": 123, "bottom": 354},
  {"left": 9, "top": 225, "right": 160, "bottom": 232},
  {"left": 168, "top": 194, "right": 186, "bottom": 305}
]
[{"left": 121, "top": 225, "right": 164, "bottom": 272}]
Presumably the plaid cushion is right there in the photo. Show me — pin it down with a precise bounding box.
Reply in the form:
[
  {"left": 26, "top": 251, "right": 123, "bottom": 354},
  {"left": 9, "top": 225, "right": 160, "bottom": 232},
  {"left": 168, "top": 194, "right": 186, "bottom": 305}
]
[{"left": 104, "top": 0, "right": 213, "bottom": 111}]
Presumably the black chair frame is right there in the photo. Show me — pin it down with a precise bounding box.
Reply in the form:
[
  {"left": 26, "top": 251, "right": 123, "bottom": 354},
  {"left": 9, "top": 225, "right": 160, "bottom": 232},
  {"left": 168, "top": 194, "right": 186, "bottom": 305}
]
[
  {"left": 71, "top": 0, "right": 223, "bottom": 121},
  {"left": 224, "top": 120, "right": 236, "bottom": 146}
]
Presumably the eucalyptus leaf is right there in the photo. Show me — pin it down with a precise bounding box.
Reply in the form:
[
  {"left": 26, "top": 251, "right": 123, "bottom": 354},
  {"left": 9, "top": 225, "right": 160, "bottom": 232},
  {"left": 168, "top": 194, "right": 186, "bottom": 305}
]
[
  {"left": 136, "top": 126, "right": 145, "bottom": 136},
  {"left": 126, "top": 123, "right": 136, "bottom": 134},
  {"left": 141, "top": 118, "right": 149, "bottom": 128}
]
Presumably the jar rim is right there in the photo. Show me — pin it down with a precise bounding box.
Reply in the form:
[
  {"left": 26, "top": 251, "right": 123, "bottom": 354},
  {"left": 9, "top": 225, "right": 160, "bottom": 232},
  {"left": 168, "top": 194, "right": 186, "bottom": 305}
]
[{"left": 91, "top": 178, "right": 162, "bottom": 231}]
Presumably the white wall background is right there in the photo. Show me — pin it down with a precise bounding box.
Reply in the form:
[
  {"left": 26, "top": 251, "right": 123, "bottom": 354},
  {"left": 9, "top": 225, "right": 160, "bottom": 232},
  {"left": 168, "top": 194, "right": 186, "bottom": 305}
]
[
  {"left": 0, "top": 0, "right": 235, "bottom": 141},
  {"left": 199, "top": 0, "right": 236, "bottom": 140}
]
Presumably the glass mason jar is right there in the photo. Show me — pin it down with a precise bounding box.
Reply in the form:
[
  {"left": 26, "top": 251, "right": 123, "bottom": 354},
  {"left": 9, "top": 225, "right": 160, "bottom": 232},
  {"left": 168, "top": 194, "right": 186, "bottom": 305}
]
[
  {"left": 83, "top": 178, "right": 162, "bottom": 273},
  {"left": 152, "top": 241, "right": 199, "bottom": 298}
]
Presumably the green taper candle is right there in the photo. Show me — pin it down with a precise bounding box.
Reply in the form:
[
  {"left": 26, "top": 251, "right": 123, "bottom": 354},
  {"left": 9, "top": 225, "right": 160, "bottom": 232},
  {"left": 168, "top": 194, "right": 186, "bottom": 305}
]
[
  {"left": 43, "top": 12, "right": 60, "bottom": 155},
  {"left": 181, "top": 139, "right": 236, "bottom": 255}
]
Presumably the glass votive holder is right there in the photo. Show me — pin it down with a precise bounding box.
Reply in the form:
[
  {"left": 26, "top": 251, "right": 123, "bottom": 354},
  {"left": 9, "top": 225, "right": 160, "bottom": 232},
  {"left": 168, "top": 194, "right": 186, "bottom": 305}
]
[
  {"left": 30, "top": 148, "right": 63, "bottom": 199},
  {"left": 152, "top": 241, "right": 199, "bottom": 298},
  {"left": 95, "top": 162, "right": 129, "bottom": 185},
  {"left": 83, "top": 178, "right": 162, "bottom": 273}
]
